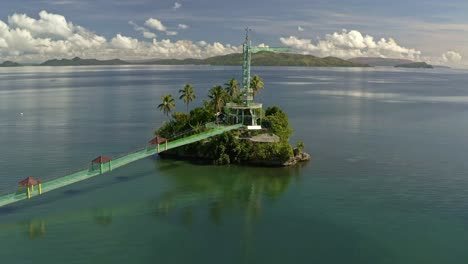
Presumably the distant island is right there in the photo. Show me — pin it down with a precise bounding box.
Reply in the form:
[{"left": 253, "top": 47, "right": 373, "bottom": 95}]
[
  {"left": 1, "top": 52, "right": 369, "bottom": 68},
  {"left": 395, "top": 62, "right": 433, "bottom": 68},
  {"left": 40, "top": 57, "right": 131, "bottom": 66},
  {"left": 348, "top": 57, "right": 414, "bottom": 67},
  {"left": 145, "top": 51, "right": 370, "bottom": 67},
  {"left": 1, "top": 54, "right": 444, "bottom": 69},
  {"left": 0, "top": 61, "right": 21, "bottom": 67}
]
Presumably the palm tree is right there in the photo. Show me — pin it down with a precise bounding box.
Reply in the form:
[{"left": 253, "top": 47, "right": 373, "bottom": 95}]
[
  {"left": 179, "top": 84, "right": 196, "bottom": 113},
  {"left": 208, "top": 85, "right": 229, "bottom": 112},
  {"left": 250, "top": 75, "right": 264, "bottom": 99},
  {"left": 158, "top": 94, "right": 176, "bottom": 118},
  {"left": 224, "top": 78, "right": 240, "bottom": 98}
]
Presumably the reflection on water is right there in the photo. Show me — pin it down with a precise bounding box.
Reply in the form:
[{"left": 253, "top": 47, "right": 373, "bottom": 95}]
[
  {"left": 19, "top": 219, "right": 46, "bottom": 239},
  {"left": 93, "top": 209, "right": 113, "bottom": 226},
  {"left": 150, "top": 165, "right": 297, "bottom": 226}
]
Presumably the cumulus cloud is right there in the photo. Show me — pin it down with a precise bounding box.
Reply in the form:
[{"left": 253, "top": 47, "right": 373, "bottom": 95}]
[
  {"left": 178, "top": 24, "right": 189, "bottom": 30},
  {"left": 110, "top": 34, "right": 139, "bottom": 49},
  {"left": 280, "top": 29, "right": 421, "bottom": 60},
  {"left": 145, "top": 18, "right": 179, "bottom": 36},
  {"left": 0, "top": 10, "right": 240, "bottom": 62},
  {"left": 129, "top": 21, "right": 156, "bottom": 39},
  {"left": 297, "top": 26, "right": 304, "bottom": 32},
  {"left": 173, "top": 2, "right": 182, "bottom": 10},
  {"left": 145, "top": 18, "right": 167, "bottom": 32},
  {"left": 8, "top": 10, "right": 74, "bottom": 38},
  {"left": 442, "top": 51, "right": 462, "bottom": 63}
]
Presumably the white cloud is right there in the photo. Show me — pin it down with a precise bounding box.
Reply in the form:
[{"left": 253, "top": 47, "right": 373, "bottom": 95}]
[
  {"left": 0, "top": 11, "right": 240, "bottom": 62},
  {"left": 178, "top": 24, "right": 189, "bottom": 30},
  {"left": 111, "top": 34, "right": 139, "bottom": 49},
  {"left": 298, "top": 26, "right": 304, "bottom": 32},
  {"left": 280, "top": 29, "right": 421, "bottom": 60},
  {"left": 145, "top": 18, "right": 179, "bottom": 36},
  {"left": 174, "top": 2, "right": 182, "bottom": 10},
  {"left": 442, "top": 51, "right": 462, "bottom": 63},
  {"left": 129, "top": 21, "right": 156, "bottom": 39},
  {"left": 145, "top": 18, "right": 167, "bottom": 32},
  {"left": 8, "top": 10, "right": 74, "bottom": 39}
]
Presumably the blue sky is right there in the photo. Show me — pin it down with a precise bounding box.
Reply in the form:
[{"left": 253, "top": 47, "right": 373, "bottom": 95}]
[{"left": 0, "top": 0, "right": 467, "bottom": 66}]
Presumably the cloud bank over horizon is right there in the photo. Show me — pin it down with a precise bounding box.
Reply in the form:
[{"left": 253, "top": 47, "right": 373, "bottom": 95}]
[
  {"left": 280, "top": 29, "right": 464, "bottom": 66},
  {"left": 0, "top": 10, "right": 239, "bottom": 63},
  {"left": 0, "top": 10, "right": 464, "bottom": 67}
]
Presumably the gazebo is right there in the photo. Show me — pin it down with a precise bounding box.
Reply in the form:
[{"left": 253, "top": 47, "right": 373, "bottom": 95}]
[
  {"left": 18, "top": 177, "right": 42, "bottom": 199},
  {"left": 148, "top": 136, "right": 168, "bottom": 152},
  {"left": 91, "top": 156, "right": 112, "bottom": 174}
]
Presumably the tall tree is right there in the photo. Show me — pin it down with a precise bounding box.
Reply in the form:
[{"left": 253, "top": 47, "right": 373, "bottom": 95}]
[
  {"left": 250, "top": 75, "right": 264, "bottom": 99},
  {"left": 179, "top": 84, "right": 196, "bottom": 113},
  {"left": 224, "top": 78, "right": 240, "bottom": 98},
  {"left": 208, "top": 85, "right": 229, "bottom": 112},
  {"left": 158, "top": 94, "right": 176, "bottom": 118}
]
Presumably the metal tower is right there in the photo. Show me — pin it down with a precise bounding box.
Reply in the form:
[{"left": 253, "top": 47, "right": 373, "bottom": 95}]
[{"left": 225, "top": 29, "right": 289, "bottom": 129}]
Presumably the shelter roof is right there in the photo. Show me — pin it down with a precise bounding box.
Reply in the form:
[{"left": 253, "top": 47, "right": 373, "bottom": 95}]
[{"left": 92, "top": 156, "right": 112, "bottom": 164}]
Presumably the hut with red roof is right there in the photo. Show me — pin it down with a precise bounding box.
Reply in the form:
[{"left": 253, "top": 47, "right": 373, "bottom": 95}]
[
  {"left": 91, "top": 155, "right": 112, "bottom": 174},
  {"left": 18, "top": 177, "right": 42, "bottom": 199},
  {"left": 148, "top": 136, "right": 168, "bottom": 152}
]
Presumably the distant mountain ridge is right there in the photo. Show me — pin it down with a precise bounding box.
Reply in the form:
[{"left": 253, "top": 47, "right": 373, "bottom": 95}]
[
  {"left": 348, "top": 57, "right": 414, "bottom": 67},
  {"left": 395, "top": 62, "right": 433, "bottom": 68},
  {"left": 0, "top": 61, "right": 21, "bottom": 67},
  {"left": 145, "top": 51, "right": 370, "bottom": 67},
  {"left": 1, "top": 53, "right": 369, "bottom": 67},
  {"left": 40, "top": 57, "right": 131, "bottom": 66}
]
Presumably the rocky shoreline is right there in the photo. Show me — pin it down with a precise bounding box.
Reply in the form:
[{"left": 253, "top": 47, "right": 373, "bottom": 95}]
[{"left": 159, "top": 150, "right": 310, "bottom": 167}]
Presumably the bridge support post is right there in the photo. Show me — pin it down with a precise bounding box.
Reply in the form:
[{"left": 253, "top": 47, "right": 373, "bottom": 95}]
[
  {"left": 157, "top": 144, "right": 160, "bottom": 153},
  {"left": 109, "top": 161, "right": 112, "bottom": 171},
  {"left": 27, "top": 187, "right": 31, "bottom": 199},
  {"left": 165, "top": 141, "right": 168, "bottom": 151},
  {"left": 100, "top": 163, "right": 103, "bottom": 174},
  {"left": 38, "top": 184, "right": 42, "bottom": 195}
]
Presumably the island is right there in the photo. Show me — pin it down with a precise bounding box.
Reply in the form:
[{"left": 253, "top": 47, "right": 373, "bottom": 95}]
[
  {"left": 0, "top": 61, "right": 21, "bottom": 67},
  {"left": 395, "top": 62, "right": 433, "bottom": 68},
  {"left": 155, "top": 78, "right": 310, "bottom": 166},
  {"left": 0, "top": 53, "right": 369, "bottom": 68},
  {"left": 40, "top": 57, "right": 131, "bottom": 66},
  {"left": 146, "top": 51, "right": 369, "bottom": 67},
  {"left": 154, "top": 32, "right": 310, "bottom": 166}
]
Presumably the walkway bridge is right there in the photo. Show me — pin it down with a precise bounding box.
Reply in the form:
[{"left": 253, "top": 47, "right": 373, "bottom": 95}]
[{"left": 0, "top": 123, "right": 243, "bottom": 208}]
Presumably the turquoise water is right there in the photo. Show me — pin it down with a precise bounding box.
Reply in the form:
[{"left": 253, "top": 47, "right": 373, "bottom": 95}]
[{"left": 1, "top": 65, "right": 468, "bottom": 263}]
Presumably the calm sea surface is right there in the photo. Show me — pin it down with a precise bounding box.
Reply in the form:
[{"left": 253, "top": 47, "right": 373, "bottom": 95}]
[{"left": 1, "top": 65, "right": 468, "bottom": 263}]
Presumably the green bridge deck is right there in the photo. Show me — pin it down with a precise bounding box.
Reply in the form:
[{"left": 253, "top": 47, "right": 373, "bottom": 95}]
[{"left": 0, "top": 124, "right": 243, "bottom": 208}]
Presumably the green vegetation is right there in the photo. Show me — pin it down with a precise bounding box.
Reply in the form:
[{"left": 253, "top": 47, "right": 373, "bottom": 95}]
[
  {"left": 155, "top": 77, "right": 306, "bottom": 166},
  {"left": 395, "top": 62, "right": 433, "bottom": 68},
  {"left": 250, "top": 75, "right": 264, "bottom": 98},
  {"left": 157, "top": 94, "right": 176, "bottom": 118},
  {"left": 179, "top": 84, "right": 196, "bottom": 113},
  {"left": 224, "top": 78, "right": 240, "bottom": 98}
]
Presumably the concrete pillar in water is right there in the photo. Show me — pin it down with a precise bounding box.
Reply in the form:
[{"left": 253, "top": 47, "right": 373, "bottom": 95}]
[
  {"left": 38, "top": 184, "right": 42, "bottom": 195},
  {"left": 100, "top": 163, "right": 103, "bottom": 174},
  {"left": 109, "top": 161, "right": 112, "bottom": 171},
  {"left": 27, "top": 187, "right": 31, "bottom": 199}
]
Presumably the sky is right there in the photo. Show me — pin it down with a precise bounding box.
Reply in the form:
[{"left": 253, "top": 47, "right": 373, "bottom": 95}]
[{"left": 0, "top": 0, "right": 467, "bottom": 67}]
